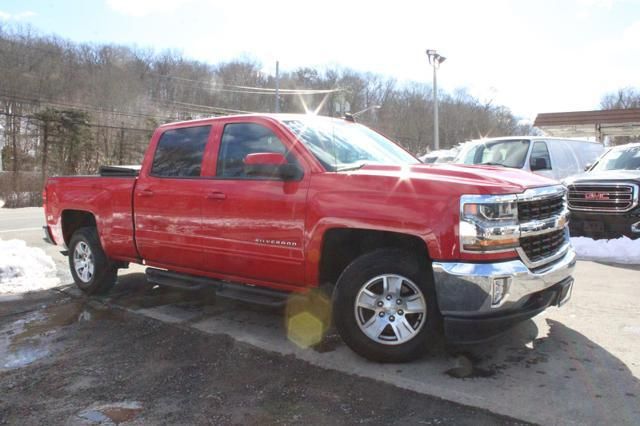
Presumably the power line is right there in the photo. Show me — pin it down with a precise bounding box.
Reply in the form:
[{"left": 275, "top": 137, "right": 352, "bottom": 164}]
[
  {"left": 145, "top": 72, "right": 342, "bottom": 95},
  {"left": 0, "top": 91, "right": 177, "bottom": 122},
  {"left": 0, "top": 90, "right": 237, "bottom": 123},
  {"left": 0, "top": 33, "right": 344, "bottom": 94},
  {"left": 157, "top": 100, "right": 255, "bottom": 115},
  {"left": 0, "top": 111, "right": 153, "bottom": 132},
  {"left": 230, "top": 84, "right": 338, "bottom": 94}
]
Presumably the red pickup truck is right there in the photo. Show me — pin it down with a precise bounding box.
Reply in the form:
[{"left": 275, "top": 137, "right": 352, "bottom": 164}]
[{"left": 43, "top": 114, "right": 575, "bottom": 362}]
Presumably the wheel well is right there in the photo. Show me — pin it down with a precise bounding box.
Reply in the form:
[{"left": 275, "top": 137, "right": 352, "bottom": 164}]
[
  {"left": 318, "top": 228, "right": 430, "bottom": 287},
  {"left": 61, "top": 210, "right": 97, "bottom": 246}
]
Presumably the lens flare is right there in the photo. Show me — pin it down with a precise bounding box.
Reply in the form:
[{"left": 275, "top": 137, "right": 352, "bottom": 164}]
[{"left": 285, "top": 288, "right": 332, "bottom": 348}]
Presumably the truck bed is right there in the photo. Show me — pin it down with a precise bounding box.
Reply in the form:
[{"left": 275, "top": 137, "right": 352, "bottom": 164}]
[
  {"left": 98, "top": 165, "right": 141, "bottom": 177},
  {"left": 44, "top": 174, "right": 139, "bottom": 261}
]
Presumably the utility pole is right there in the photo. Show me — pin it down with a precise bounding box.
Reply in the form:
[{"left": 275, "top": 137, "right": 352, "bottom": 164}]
[
  {"left": 119, "top": 122, "right": 125, "bottom": 164},
  {"left": 275, "top": 60, "right": 280, "bottom": 113},
  {"left": 426, "top": 49, "right": 446, "bottom": 151}
]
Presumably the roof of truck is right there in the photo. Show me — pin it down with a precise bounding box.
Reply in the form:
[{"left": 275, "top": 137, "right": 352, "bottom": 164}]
[{"left": 158, "top": 113, "right": 346, "bottom": 129}]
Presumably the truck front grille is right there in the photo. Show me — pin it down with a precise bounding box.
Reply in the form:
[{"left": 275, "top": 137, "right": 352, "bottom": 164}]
[
  {"left": 520, "top": 229, "right": 566, "bottom": 264},
  {"left": 567, "top": 183, "right": 638, "bottom": 212},
  {"left": 518, "top": 195, "right": 564, "bottom": 222}
]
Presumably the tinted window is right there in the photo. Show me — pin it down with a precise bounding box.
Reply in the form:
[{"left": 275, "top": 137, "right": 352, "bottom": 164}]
[
  {"left": 592, "top": 145, "right": 640, "bottom": 171},
  {"left": 217, "top": 123, "right": 288, "bottom": 178},
  {"left": 530, "top": 142, "right": 551, "bottom": 170},
  {"left": 151, "top": 125, "right": 210, "bottom": 177}
]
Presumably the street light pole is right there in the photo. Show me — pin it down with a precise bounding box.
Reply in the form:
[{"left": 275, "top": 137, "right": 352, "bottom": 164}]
[
  {"left": 433, "top": 62, "right": 439, "bottom": 151},
  {"left": 426, "top": 49, "right": 446, "bottom": 151}
]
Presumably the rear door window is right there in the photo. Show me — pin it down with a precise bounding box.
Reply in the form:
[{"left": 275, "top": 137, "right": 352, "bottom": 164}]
[{"left": 151, "top": 125, "right": 211, "bottom": 177}]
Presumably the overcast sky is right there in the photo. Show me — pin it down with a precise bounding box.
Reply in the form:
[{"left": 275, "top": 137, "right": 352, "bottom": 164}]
[{"left": 1, "top": 0, "right": 639, "bottom": 121}]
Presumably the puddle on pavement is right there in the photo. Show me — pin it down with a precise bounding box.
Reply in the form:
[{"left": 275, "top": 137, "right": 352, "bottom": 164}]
[
  {"left": 444, "top": 354, "right": 502, "bottom": 379},
  {"left": 0, "top": 294, "right": 24, "bottom": 303},
  {"left": 0, "top": 300, "right": 124, "bottom": 370},
  {"left": 77, "top": 401, "right": 143, "bottom": 424},
  {"left": 0, "top": 311, "right": 51, "bottom": 369}
]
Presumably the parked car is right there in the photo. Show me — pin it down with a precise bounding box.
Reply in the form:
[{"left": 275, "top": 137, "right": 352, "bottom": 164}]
[
  {"left": 43, "top": 114, "right": 575, "bottom": 362},
  {"left": 564, "top": 142, "right": 640, "bottom": 240},
  {"left": 455, "top": 137, "right": 604, "bottom": 181}
]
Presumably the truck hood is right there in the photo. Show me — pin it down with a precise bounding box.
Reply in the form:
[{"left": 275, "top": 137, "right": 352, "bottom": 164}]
[
  {"left": 564, "top": 170, "right": 640, "bottom": 184},
  {"left": 350, "top": 163, "right": 557, "bottom": 194}
]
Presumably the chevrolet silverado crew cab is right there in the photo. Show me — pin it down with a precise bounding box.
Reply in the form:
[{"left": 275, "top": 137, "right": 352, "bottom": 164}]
[
  {"left": 43, "top": 114, "right": 575, "bottom": 362},
  {"left": 564, "top": 142, "right": 640, "bottom": 240}
]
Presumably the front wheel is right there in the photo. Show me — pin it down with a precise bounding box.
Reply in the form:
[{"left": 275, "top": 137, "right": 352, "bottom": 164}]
[
  {"left": 68, "top": 227, "right": 117, "bottom": 295},
  {"left": 333, "top": 249, "right": 441, "bottom": 362}
]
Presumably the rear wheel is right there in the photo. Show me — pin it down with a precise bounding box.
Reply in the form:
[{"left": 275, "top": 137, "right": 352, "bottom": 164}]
[
  {"left": 68, "top": 227, "right": 117, "bottom": 295},
  {"left": 333, "top": 249, "right": 440, "bottom": 362}
]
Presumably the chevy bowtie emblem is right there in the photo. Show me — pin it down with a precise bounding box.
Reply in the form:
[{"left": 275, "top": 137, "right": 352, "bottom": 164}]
[{"left": 584, "top": 192, "right": 610, "bottom": 200}]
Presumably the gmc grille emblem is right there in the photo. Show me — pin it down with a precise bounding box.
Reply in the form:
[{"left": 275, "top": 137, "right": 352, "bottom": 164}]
[{"left": 584, "top": 192, "right": 610, "bottom": 200}]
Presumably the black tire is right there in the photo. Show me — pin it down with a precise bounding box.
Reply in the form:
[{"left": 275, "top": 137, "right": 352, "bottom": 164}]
[
  {"left": 68, "top": 227, "right": 117, "bottom": 295},
  {"left": 333, "top": 249, "right": 441, "bottom": 362}
]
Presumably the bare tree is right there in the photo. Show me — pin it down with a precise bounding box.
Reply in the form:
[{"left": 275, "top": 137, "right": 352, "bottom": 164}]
[{"left": 600, "top": 87, "right": 640, "bottom": 109}]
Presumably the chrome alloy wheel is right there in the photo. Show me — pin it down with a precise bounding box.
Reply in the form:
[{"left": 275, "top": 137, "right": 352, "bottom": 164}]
[
  {"left": 354, "top": 274, "right": 427, "bottom": 345},
  {"left": 73, "top": 241, "right": 95, "bottom": 283}
]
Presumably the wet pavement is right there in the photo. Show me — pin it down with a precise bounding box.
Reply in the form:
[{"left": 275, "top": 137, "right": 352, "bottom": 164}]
[
  {"left": 45, "top": 264, "right": 640, "bottom": 426},
  {"left": 0, "top": 289, "right": 526, "bottom": 425}
]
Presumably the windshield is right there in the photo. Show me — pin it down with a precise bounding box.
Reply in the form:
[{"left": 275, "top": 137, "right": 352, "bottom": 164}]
[
  {"left": 458, "top": 140, "right": 530, "bottom": 168},
  {"left": 283, "top": 118, "right": 418, "bottom": 171},
  {"left": 591, "top": 145, "right": 640, "bottom": 171}
]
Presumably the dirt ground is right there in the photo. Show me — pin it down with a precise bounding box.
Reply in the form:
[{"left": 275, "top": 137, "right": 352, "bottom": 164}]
[{"left": 0, "top": 290, "right": 529, "bottom": 426}]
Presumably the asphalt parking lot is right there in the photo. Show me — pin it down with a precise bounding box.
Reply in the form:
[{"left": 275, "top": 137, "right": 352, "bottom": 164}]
[{"left": 1, "top": 208, "right": 639, "bottom": 425}]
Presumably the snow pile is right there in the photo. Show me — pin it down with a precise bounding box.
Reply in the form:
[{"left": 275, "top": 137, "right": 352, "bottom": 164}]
[
  {"left": 0, "top": 239, "right": 60, "bottom": 293},
  {"left": 571, "top": 236, "right": 640, "bottom": 264}
]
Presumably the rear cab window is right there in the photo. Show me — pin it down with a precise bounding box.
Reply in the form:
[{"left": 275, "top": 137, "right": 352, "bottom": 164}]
[{"left": 151, "top": 125, "right": 211, "bottom": 177}]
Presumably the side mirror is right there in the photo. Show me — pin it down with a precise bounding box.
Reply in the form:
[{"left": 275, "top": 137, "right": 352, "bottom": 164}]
[
  {"left": 530, "top": 157, "right": 549, "bottom": 171},
  {"left": 243, "top": 152, "right": 303, "bottom": 181},
  {"left": 584, "top": 162, "right": 593, "bottom": 171}
]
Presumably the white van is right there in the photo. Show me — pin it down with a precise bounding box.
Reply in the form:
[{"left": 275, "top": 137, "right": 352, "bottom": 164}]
[{"left": 455, "top": 137, "right": 604, "bottom": 181}]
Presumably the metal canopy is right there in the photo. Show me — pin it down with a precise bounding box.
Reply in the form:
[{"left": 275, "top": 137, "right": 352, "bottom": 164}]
[{"left": 533, "top": 109, "right": 640, "bottom": 141}]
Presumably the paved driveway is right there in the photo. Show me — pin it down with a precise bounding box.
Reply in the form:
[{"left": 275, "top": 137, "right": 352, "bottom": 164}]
[{"left": 2, "top": 207, "right": 639, "bottom": 425}]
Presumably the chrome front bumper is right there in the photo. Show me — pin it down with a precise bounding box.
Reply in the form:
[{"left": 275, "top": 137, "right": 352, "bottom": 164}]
[{"left": 432, "top": 246, "right": 576, "bottom": 317}]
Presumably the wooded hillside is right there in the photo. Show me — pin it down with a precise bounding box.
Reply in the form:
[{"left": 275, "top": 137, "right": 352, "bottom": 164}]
[{"left": 0, "top": 25, "right": 531, "bottom": 206}]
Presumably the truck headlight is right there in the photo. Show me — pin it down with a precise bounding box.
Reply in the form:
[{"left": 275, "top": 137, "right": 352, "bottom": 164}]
[{"left": 460, "top": 194, "right": 519, "bottom": 253}]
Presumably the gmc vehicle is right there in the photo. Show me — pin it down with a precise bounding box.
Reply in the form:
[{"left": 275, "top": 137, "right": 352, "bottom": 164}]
[
  {"left": 43, "top": 114, "right": 575, "bottom": 362},
  {"left": 456, "top": 137, "right": 603, "bottom": 181},
  {"left": 565, "top": 142, "right": 640, "bottom": 240}
]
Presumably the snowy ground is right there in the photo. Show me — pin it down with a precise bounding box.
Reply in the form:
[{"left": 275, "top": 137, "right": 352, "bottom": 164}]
[
  {"left": 571, "top": 236, "right": 640, "bottom": 264},
  {"left": 0, "top": 239, "right": 60, "bottom": 294}
]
